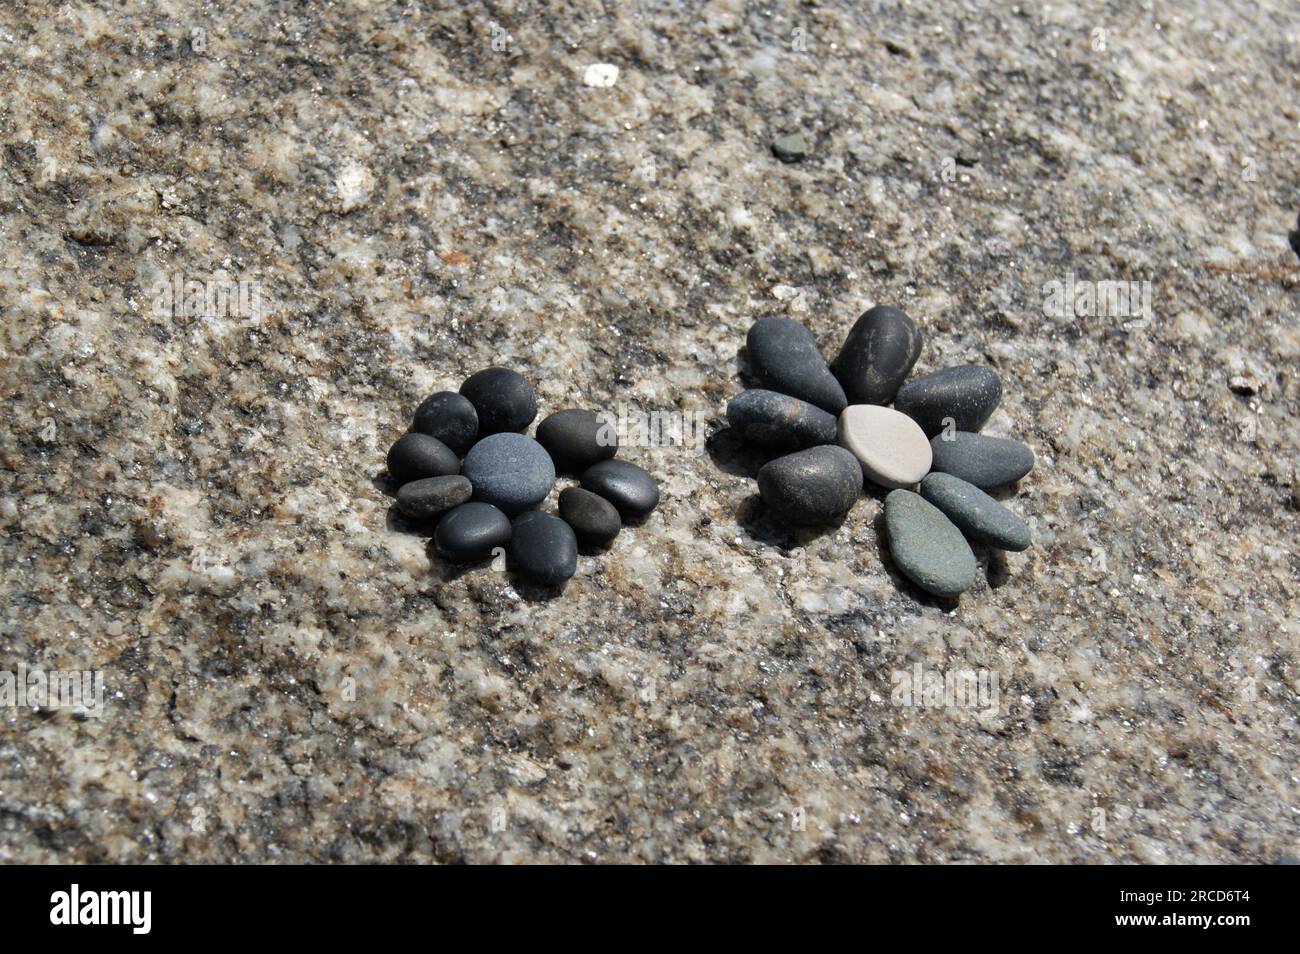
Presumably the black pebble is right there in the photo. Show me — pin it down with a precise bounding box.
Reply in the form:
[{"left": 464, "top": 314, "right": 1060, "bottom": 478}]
[
  {"left": 459, "top": 367, "right": 538, "bottom": 435},
  {"left": 894, "top": 365, "right": 1003, "bottom": 437},
  {"left": 559, "top": 487, "right": 622, "bottom": 544},
  {"left": 510, "top": 511, "right": 578, "bottom": 585},
  {"left": 412, "top": 391, "right": 478, "bottom": 455},
  {"left": 745, "top": 316, "right": 847, "bottom": 414},
  {"left": 929, "top": 432, "right": 1034, "bottom": 489},
  {"left": 536, "top": 408, "right": 618, "bottom": 473},
  {"left": 580, "top": 460, "right": 660, "bottom": 518},
  {"left": 386, "top": 433, "right": 459, "bottom": 486},
  {"left": 756, "top": 445, "right": 861, "bottom": 525},
  {"left": 832, "top": 304, "right": 923, "bottom": 405},
  {"left": 726, "top": 388, "right": 837, "bottom": 450},
  {"left": 434, "top": 502, "right": 512, "bottom": 560},
  {"left": 396, "top": 475, "right": 473, "bottom": 521}
]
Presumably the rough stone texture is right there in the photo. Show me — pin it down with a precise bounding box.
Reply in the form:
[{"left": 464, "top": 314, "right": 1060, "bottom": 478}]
[{"left": 0, "top": 1, "right": 1297, "bottom": 865}]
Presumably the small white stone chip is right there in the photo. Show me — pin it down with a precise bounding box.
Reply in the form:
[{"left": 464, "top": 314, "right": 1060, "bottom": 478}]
[{"left": 583, "top": 63, "right": 620, "bottom": 88}]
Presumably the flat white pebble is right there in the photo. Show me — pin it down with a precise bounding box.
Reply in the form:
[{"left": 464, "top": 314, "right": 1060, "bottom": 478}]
[{"left": 837, "top": 404, "right": 932, "bottom": 488}]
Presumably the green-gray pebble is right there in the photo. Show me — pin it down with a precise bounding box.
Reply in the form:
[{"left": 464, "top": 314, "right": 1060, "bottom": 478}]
[
  {"left": 919, "top": 473, "right": 1031, "bottom": 551},
  {"left": 884, "top": 489, "right": 977, "bottom": 598}
]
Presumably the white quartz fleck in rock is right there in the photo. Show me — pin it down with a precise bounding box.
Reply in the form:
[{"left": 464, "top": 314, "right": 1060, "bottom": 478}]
[{"left": 583, "top": 63, "right": 620, "bottom": 87}]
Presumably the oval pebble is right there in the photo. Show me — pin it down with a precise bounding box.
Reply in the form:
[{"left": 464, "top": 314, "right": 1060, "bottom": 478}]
[
  {"left": 434, "top": 502, "right": 511, "bottom": 560},
  {"left": 884, "top": 489, "right": 977, "bottom": 598},
  {"left": 745, "top": 317, "right": 847, "bottom": 414},
  {"left": 459, "top": 367, "right": 538, "bottom": 435},
  {"left": 929, "top": 432, "right": 1034, "bottom": 489},
  {"left": 726, "top": 389, "right": 837, "bottom": 450},
  {"left": 386, "top": 433, "right": 460, "bottom": 486},
  {"left": 580, "top": 460, "right": 660, "bottom": 518},
  {"left": 558, "top": 487, "right": 621, "bottom": 544},
  {"left": 536, "top": 409, "right": 618, "bottom": 474},
  {"left": 920, "top": 473, "right": 1031, "bottom": 551},
  {"left": 509, "top": 511, "right": 578, "bottom": 585},
  {"left": 837, "top": 404, "right": 932, "bottom": 489},
  {"left": 894, "top": 365, "right": 1002, "bottom": 438},
  {"left": 412, "top": 391, "right": 479, "bottom": 455},
  {"left": 756, "top": 445, "right": 861, "bottom": 525},
  {"left": 832, "top": 305, "right": 922, "bottom": 405},
  {"left": 396, "top": 475, "right": 473, "bottom": 521},
  {"left": 461, "top": 433, "right": 556, "bottom": 515}
]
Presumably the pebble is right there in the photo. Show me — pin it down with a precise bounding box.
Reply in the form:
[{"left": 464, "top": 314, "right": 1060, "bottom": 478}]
[
  {"left": 386, "top": 433, "right": 460, "bottom": 486},
  {"left": 832, "top": 304, "right": 922, "bottom": 405},
  {"left": 580, "top": 460, "right": 660, "bottom": 517},
  {"left": 894, "top": 365, "right": 1003, "bottom": 437},
  {"left": 919, "top": 473, "right": 1031, "bottom": 551},
  {"left": 558, "top": 487, "right": 621, "bottom": 544},
  {"left": 461, "top": 433, "right": 556, "bottom": 514},
  {"left": 771, "top": 132, "right": 809, "bottom": 163},
  {"left": 756, "top": 445, "right": 861, "bottom": 525},
  {"left": 509, "top": 511, "right": 578, "bottom": 585},
  {"left": 746, "top": 317, "right": 847, "bottom": 414},
  {"left": 411, "top": 391, "right": 479, "bottom": 455},
  {"left": 535, "top": 408, "right": 618, "bottom": 473},
  {"left": 458, "top": 367, "right": 538, "bottom": 435},
  {"left": 726, "top": 389, "right": 837, "bottom": 450},
  {"left": 837, "top": 404, "right": 932, "bottom": 488},
  {"left": 929, "top": 432, "right": 1034, "bottom": 489},
  {"left": 434, "top": 502, "right": 512, "bottom": 560},
  {"left": 884, "top": 489, "right": 977, "bottom": 598},
  {"left": 396, "top": 475, "right": 473, "bottom": 521}
]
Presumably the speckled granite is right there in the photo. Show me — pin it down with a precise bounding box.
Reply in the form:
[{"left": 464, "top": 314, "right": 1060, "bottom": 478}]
[{"left": 1, "top": 0, "right": 1297, "bottom": 864}]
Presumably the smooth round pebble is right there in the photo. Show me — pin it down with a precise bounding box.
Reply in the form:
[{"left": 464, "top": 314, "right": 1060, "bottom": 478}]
[
  {"left": 386, "top": 433, "right": 459, "bottom": 486},
  {"left": 837, "top": 404, "right": 932, "bottom": 489},
  {"left": 509, "top": 511, "right": 578, "bottom": 585},
  {"left": 536, "top": 408, "right": 618, "bottom": 473},
  {"left": 726, "top": 389, "right": 837, "bottom": 450},
  {"left": 884, "top": 489, "right": 977, "bottom": 598},
  {"left": 920, "top": 473, "right": 1031, "bottom": 551},
  {"left": 756, "top": 445, "right": 861, "bottom": 525},
  {"left": 832, "top": 304, "right": 923, "bottom": 405},
  {"left": 580, "top": 460, "right": 660, "bottom": 518},
  {"left": 434, "top": 502, "right": 511, "bottom": 560},
  {"left": 459, "top": 367, "right": 538, "bottom": 435},
  {"left": 894, "top": 365, "right": 1003, "bottom": 437},
  {"left": 745, "top": 316, "right": 847, "bottom": 414},
  {"left": 396, "top": 475, "right": 473, "bottom": 521},
  {"left": 411, "top": 391, "right": 478, "bottom": 455},
  {"left": 461, "top": 433, "right": 555, "bottom": 515},
  {"left": 929, "top": 431, "right": 1034, "bottom": 489},
  {"left": 558, "top": 487, "right": 621, "bottom": 544},
  {"left": 771, "top": 132, "right": 808, "bottom": 163}
]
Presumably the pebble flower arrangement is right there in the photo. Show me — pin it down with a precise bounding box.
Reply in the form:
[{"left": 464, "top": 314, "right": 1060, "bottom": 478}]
[
  {"left": 726, "top": 305, "right": 1035, "bottom": 599},
  {"left": 385, "top": 368, "right": 659, "bottom": 586}
]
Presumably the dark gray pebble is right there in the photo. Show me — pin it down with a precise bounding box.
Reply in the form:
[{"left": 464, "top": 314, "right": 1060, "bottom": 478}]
[
  {"left": 559, "top": 487, "right": 621, "bottom": 544},
  {"left": 386, "top": 433, "right": 459, "bottom": 486},
  {"left": 929, "top": 431, "right": 1034, "bottom": 489},
  {"left": 396, "top": 475, "right": 473, "bottom": 521},
  {"left": 884, "top": 489, "right": 977, "bottom": 598},
  {"left": 459, "top": 367, "right": 538, "bottom": 435},
  {"left": 726, "top": 389, "right": 837, "bottom": 450},
  {"left": 756, "top": 445, "right": 861, "bottom": 525},
  {"left": 461, "top": 433, "right": 555, "bottom": 514},
  {"left": 509, "top": 511, "right": 578, "bottom": 585},
  {"left": 894, "top": 365, "right": 1002, "bottom": 437},
  {"left": 832, "top": 304, "right": 922, "bottom": 405},
  {"left": 536, "top": 408, "right": 618, "bottom": 473},
  {"left": 919, "top": 473, "right": 1031, "bottom": 551},
  {"left": 412, "top": 391, "right": 478, "bottom": 455},
  {"left": 580, "top": 459, "right": 660, "bottom": 517},
  {"left": 434, "top": 502, "right": 511, "bottom": 560},
  {"left": 745, "top": 316, "right": 847, "bottom": 414}
]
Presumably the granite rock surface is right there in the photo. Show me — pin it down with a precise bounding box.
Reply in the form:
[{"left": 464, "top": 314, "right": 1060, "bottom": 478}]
[{"left": 0, "top": 0, "right": 1298, "bottom": 863}]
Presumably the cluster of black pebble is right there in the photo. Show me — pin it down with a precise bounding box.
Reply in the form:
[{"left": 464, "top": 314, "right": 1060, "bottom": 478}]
[
  {"left": 385, "top": 368, "right": 660, "bottom": 586},
  {"left": 725, "top": 306, "right": 1036, "bottom": 599}
]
